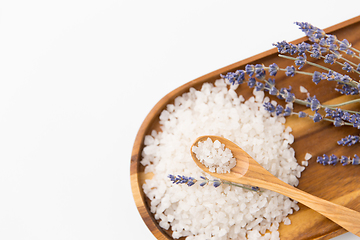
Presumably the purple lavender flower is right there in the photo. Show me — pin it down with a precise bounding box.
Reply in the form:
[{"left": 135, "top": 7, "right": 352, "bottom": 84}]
[
  {"left": 265, "top": 78, "right": 275, "bottom": 88},
  {"left": 221, "top": 70, "right": 247, "bottom": 85},
  {"left": 324, "top": 108, "right": 343, "bottom": 119},
  {"left": 341, "top": 111, "right": 351, "bottom": 122},
  {"left": 319, "top": 38, "right": 327, "bottom": 47},
  {"left": 336, "top": 84, "right": 359, "bottom": 95},
  {"left": 297, "top": 42, "right": 311, "bottom": 55},
  {"left": 333, "top": 117, "right": 343, "bottom": 127},
  {"left": 295, "top": 55, "right": 306, "bottom": 69},
  {"left": 298, "top": 111, "right": 307, "bottom": 118},
  {"left": 324, "top": 108, "right": 360, "bottom": 128},
  {"left": 312, "top": 111, "right": 322, "bottom": 122},
  {"left": 273, "top": 41, "right": 286, "bottom": 54},
  {"left": 199, "top": 176, "right": 207, "bottom": 187},
  {"left": 353, "top": 155, "right": 360, "bottom": 165},
  {"left": 255, "top": 69, "right": 266, "bottom": 80},
  {"left": 317, "top": 154, "right": 329, "bottom": 165},
  {"left": 329, "top": 154, "right": 338, "bottom": 165},
  {"left": 313, "top": 29, "right": 326, "bottom": 41},
  {"left": 234, "top": 70, "right": 246, "bottom": 84},
  {"left": 342, "top": 62, "right": 353, "bottom": 73},
  {"left": 309, "top": 95, "right": 321, "bottom": 111},
  {"left": 285, "top": 66, "right": 296, "bottom": 77},
  {"left": 295, "top": 22, "right": 325, "bottom": 42},
  {"left": 340, "top": 156, "right": 350, "bottom": 166},
  {"left": 268, "top": 63, "right": 279, "bottom": 76},
  {"left": 220, "top": 72, "right": 235, "bottom": 85},
  {"left": 312, "top": 71, "right": 321, "bottom": 84},
  {"left": 310, "top": 49, "right": 322, "bottom": 59},
  {"left": 269, "top": 86, "right": 278, "bottom": 96},
  {"left": 339, "top": 39, "right": 351, "bottom": 51},
  {"left": 275, "top": 105, "right": 284, "bottom": 116},
  {"left": 346, "top": 49, "right": 355, "bottom": 57},
  {"left": 213, "top": 180, "right": 221, "bottom": 188},
  {"left": 273, "top": 41, "right": 298, "bottom": 55},
  {"left": 255, "top": 82, "right": 264, "bottom": 91},
  {"left": 168, "top": 174, "right": 197, "bottom": 187},
  {"left": 324, "top": 53, "right": 336, "bottom": 64},
  {"left": 316, "top": 154, "right": 360, "bottom": 166},
  {"left": 283, "top": 106, "right": 292, "bottom": 117},
  {"left": 341, "top": 75, "right": 351, "bottom": 83},
  {"left": 326, "top": 35, "right": 337, "bottom": 45},
  {"left": 263, "top": 102, "right": 276, "bottom": 113},
  {"left": 245, "top": 64, "right": 255, "bottom": 76},
  {"left": 254, "top": 64, "right": 264, "bottom": 74},
  {"left": 168, "top": 175, "right": 261, "bottom": 191},
  {"left": 337, "top": 135, "right": 360, "bottom": 146},
  {"left": 284, "top": 92, "right": 295, "bottom": 103},
  {"left": 278, "top": 87, "right": 293, "bottom": 101},
  {"left": 247, "top": 77, "right": 256, "bottom": 88}
]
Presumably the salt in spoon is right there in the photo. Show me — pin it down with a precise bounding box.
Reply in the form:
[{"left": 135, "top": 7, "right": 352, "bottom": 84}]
[{"left": 191, "top": 135, "right": 360, "bottom": 236}]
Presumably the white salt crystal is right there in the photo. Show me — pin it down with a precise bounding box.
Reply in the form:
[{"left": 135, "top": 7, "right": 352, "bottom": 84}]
[
  {"left": 305, "top": 153, "right": 312, "bottom": 160},
  {"left": 300, "top": 86, "right": 308, "bottom": 93},
  {"left": 213, "top": 140, "right": 221, "bottom": 149},
  {"left": 270, "top": 230, "right": 280, "bottom": 240},
  {"left": 283, "top": 217, "right": 291, "bottom": 225}
]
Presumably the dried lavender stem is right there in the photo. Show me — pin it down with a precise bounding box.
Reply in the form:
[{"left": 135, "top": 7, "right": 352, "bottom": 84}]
[{"left": 278, "top": 54, "right": 330, "bottom": 71}]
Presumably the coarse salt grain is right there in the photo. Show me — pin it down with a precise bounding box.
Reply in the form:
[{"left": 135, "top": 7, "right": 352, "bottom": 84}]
[
  {"left": 301, "top": 161, "right": 309, "bottom": 167},
  {"left": 300, "top": 86, "right": 308, "bottom": 93},
  {"left": 141, "top": 79, "right": 304, "bottom": 239},
  {"left": 305, "top": 153, "right": 312, "bottom": 160}
]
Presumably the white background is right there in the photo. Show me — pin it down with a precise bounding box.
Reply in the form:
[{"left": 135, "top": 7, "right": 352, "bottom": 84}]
[{"left": 0, "top": 0, "right": 359, "bottom": 239}]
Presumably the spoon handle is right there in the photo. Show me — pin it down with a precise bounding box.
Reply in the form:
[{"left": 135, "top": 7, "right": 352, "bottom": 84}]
[{"left": 262, "top": 177, "right": 360, "bottom": 236}]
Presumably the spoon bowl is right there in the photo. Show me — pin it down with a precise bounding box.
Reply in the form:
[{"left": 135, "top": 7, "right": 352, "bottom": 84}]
[{"left": 191, "top": 135, "right": 360, "bottom": 237}]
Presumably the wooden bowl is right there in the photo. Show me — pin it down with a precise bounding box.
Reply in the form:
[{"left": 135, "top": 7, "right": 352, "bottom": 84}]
[{"left": 131, "top": 16, "right": 360, "bottom": 240}]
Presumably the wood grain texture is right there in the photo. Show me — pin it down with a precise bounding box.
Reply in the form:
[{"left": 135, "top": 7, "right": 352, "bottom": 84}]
[
  {"left": 130, "top": 15, "right": 360, "bottom": 239},
  {"left": 191, "top": 136, "right": 360, "bottom": 237}
]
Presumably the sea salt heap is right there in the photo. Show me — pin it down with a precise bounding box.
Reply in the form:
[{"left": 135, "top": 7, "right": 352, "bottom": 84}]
[
  {"left": 141, "top": 79, "right": 305, "bottom": 240},
  {"left": 192, "top": 137, "right": 236, "bottom": 173}
]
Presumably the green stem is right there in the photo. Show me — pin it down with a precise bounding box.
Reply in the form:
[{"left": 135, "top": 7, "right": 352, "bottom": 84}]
[
  {"left": 263, "top": 85, "right": 360, "bottom": 115},
  {"left": 278, "top": 54, "right": 330, "bottom": 71},
  {"left": 321, "top": 106, "right": 360, "bottom": 114},
  {"left": 330, "top": 50, "right": 360, "bottom": 76},
  {"left": 296, "top": 112, "right": 354, "bottom": 127},
  {"left": 331, "top": 36, "right": 360, "bottom": 54},
  {"left": 323, "top": 98, "right": 360, "bottom": 108},
  {"left": 202, "top": 178, "right": 260, "bottom": 192},
  {"left": 222, "top": 181, "right": 259, "bottom": 191},
  {"left": 350, "top": 46, "right": 360, "bottom": 54},
  {"left": 278, "top": 54, "right": 359, "bottom": 87}
]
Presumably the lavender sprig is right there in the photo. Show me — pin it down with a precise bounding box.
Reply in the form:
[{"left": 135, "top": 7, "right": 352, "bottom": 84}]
[
  {"left": 222, "top": 64, "right": 360, "bottom": 116},
  {"left": 337, "top": 134, "right": 360, "bottom": 146},
  {"left": 294, "top": 22, "right": 360, "bottom": 63},
  {"left": 274, "top": 39, "right": 360, "bottom": 78},
  {"left": 167, "top": 174, "right": 260, "bottom": 192},
  {"left": 316, "top": 154, "right": 360, "bottom": 166},
  {"left": 295, "top": 22, "right": 360, "bottom": 56},
  {"left": 221, "top": 22, "right": 360, "bottom": 166},
  {"left": 277, "top": 54, "right": 360, "bottom": 89}
]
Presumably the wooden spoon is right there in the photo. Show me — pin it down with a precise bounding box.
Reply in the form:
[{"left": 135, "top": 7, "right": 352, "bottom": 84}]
[{"left": 191, "top": 135, "right": 360, "bottom": 237}]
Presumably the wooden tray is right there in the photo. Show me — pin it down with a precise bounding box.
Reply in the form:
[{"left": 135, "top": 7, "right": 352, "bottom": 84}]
[{"left": 131, "top": 16, "right": 360, "bottom": 240}]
